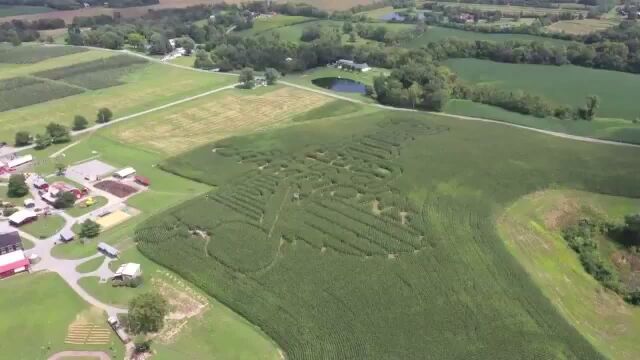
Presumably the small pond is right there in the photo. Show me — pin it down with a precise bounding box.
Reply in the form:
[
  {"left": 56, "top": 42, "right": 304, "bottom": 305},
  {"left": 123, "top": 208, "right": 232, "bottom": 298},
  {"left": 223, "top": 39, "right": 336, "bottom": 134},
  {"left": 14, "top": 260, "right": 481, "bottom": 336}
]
[{"left": 311, "top": 77, "right": 366, "bottom": 94}]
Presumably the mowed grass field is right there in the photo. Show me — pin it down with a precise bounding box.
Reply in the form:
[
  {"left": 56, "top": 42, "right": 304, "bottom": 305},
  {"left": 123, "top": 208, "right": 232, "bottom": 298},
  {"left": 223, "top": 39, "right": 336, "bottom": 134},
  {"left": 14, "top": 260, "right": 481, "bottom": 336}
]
[
  {"left": 136, "top": 107, "right": 640, "bottom": 359},
  {"left": 0, "top": 272, "right": 124, "bottom": 359},
  {"left": 498, "top": 190, "right": 640, "bottom": 359},
  {"left": 110, "top": 86, "right": 333, "bottom": 155},
  {"left": 446, "top": 58, "right": 640, "bottom": 120},
  {"left": 237, "top": 15, "right": 316, "bottom": 37},
  {"left": 405, "top": 26, "right": 573, "bottom": 47},
  {"left": 0, "top": 46, "right": 235, "bottom": 143}
]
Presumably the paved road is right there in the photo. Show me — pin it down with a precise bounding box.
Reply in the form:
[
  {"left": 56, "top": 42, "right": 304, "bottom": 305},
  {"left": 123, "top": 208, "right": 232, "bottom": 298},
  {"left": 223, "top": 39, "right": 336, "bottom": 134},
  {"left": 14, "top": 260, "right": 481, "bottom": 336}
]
[{"left": 48, "top": 350, "right": 110, "bottom": 360}]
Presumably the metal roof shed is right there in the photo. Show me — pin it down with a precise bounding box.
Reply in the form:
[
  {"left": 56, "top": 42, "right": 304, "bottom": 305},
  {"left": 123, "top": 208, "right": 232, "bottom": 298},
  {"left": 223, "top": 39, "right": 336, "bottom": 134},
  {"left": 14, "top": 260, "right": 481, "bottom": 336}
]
[
  {"left": 114, "top": 167, "right": 136, "bottom": 178},
  {"left": 97, "top": 242, "right": 119, "bottom": 257}
]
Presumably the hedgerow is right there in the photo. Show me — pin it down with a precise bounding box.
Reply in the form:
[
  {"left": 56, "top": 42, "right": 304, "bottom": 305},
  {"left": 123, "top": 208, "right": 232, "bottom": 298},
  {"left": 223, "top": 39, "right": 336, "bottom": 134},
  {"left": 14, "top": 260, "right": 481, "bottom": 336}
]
[
  {"left": 136, "top": 111, "right": 640, "bottom": 359},
  {"left": 0, "top": 76, "right": 84, "bottom": 112}
]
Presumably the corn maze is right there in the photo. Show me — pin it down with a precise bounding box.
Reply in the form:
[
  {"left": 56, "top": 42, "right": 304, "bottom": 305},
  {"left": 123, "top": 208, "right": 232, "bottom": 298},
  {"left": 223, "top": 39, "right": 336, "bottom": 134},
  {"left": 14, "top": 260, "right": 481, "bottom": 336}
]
[
  {"left": 135, "top": 112, "right": 640, "bottom": 359},
  {"left": 0, "top": 45, "right": 87, "bottom": 64},
  {"left": 0, "top": 76, "right": 84, "bottom": 111}
]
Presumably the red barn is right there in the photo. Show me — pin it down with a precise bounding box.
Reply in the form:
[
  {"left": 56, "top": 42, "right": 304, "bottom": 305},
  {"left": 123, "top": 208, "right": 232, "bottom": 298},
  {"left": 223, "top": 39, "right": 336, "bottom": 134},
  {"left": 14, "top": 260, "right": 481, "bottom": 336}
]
[{"left": 0, "top": 250, "right": 29, "bottom": 278}]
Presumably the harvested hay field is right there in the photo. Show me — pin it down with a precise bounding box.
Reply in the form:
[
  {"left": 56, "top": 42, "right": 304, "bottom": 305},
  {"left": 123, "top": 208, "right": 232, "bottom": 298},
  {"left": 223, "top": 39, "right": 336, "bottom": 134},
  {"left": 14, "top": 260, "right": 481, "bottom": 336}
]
[
  {"left": 65, "top": 321, "right": 111, "bottom": 345},
  {"left": 95, "top": 210, "right": 132, "bottom": 229},
  {"left": 94, "top": 180, "right": 137, "bottom": 198},
  {"left": 113, "top": 86, "right": 332, "bottom": 155}
]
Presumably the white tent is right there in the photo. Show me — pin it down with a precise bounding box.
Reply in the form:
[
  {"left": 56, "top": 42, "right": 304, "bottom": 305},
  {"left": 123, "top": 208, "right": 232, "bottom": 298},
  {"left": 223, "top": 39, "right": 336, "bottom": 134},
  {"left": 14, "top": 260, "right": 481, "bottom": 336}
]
[
  {"left": 115, "top": 263, "right": 141, "bottom": 279},
  {"left": 7, "top": 154, "right": 33, "bottom": 168},
  {"left": 114, "top": 167, "right": 136, "bottom": 179}
]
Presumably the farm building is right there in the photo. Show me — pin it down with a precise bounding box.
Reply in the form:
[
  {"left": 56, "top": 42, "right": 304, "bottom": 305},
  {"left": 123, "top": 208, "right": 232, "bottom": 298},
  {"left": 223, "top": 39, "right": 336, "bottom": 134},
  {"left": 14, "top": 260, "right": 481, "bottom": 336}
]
[
  {"left": 8, "top": 210, "right": 37, "bottom": 226},
  {"left": 0, "top": 250, "right": 29, "bottom": 278},
  {"left": 98, "top": 242, "right": 119, "bottom": 258},
  {"left": 0, "top": 231, "right": 23, "bottom": 255},
  {"left": 114, "top": 167, "right": 136, "bottom": 179},
  {"left": 134, "top": 176, "right": 150, "bottom": 187},
  {"left": 113, "top": 263, "right": 142, "bottom": 281},
  {"left": 7, "top": 154, "right": 33, "bottom": 168},
  {"left": 336, "top": 59, "right": 371, "bottom": 72},
  {"left": 59, "top": 229, "right": 74, "bottom": 243}
]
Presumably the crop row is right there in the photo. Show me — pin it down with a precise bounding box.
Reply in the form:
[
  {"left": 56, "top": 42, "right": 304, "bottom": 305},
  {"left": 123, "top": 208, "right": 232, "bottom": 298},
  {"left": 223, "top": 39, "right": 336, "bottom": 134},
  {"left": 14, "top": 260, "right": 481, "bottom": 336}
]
[
  {"left": 0, "top": 46, "right": 87, "bottom": 64},
  {"left": 0, "top": 76, "right": 84, "bottom": 112},
  {"left": 33, "top": 54, "right": 147, "bottom": 89}
]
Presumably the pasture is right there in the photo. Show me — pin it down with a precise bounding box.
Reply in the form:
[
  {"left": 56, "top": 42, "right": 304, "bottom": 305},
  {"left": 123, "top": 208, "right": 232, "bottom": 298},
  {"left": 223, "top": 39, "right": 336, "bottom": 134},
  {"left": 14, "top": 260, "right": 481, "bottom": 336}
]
[
  {"left": 546, "top": 19, "right": 619, "bottom": 34},
  {"left": 110, "top": 86, "right": 333, "bottom": 155},
  {"left": 237, "top": 15, "right": 316, "bottom": 36},
  {"left": 405, "top": 25, "right": 573, "bottom": 47},
  {"left": 0, "top": 272, "right": 123, "bottom": 359},
  {"left": 446, "top": 58, "right": 640, "bottom": 121},
  {"left": 136, "top": 108, "right": 640, "bottom": 359},
  {"left": 498, "top": 190, "right": 640, "bottom": 359},
  {"left": 0, "top": 48, "right": 117, "bottom": 80},
  {"left": 0, "top": 48, "right": 235, "bottom": 143}
]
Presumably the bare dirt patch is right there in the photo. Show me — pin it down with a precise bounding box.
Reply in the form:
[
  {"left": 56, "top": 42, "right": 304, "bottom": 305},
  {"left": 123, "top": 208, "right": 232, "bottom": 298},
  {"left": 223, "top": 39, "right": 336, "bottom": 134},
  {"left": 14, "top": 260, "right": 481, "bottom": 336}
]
[
  {"left": 94, "top": 180, "right": 138, "bottom": 198},
  {"left": 151, "top": 276, "right": 209, "bottom": 344},
  {"left": 542, "top": 194, "right": 580, "bottom": 230},
  {"left": 114, "top": 87, "right": 332, "bottom": 155}
]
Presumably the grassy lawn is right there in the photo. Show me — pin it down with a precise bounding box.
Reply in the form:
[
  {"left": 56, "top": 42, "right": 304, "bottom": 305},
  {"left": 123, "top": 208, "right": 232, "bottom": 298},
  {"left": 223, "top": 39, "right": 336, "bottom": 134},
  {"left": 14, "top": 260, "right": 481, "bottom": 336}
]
[
  {"left": 498, "top": 189, "right": 640, "bottom": 359},
  {"left": 0, "top": 272, "right": 124, "bottom": 359},
  {"left": 443, "top": 100, "right": 640, "bottom": 144},
  {"left": 404, "top": 25, "right": 574, "bottom": 47},
  {"left": 66, "top": 196, "right": 108, "bottom": 218},
  {"left": 0, "top": 49, "right": 236, "bottom": 143},
  {"left": 168, "top": 55, "right": 195, "bottom": 67},
  {"left": 76, "top": 255, "right": 106, "bottom": 273},
  {"left": 20, "top": 214, "right": 65, "bottom": 239},
  {"left": 446, "top": 58, "right": 640, "bottom": 121}
]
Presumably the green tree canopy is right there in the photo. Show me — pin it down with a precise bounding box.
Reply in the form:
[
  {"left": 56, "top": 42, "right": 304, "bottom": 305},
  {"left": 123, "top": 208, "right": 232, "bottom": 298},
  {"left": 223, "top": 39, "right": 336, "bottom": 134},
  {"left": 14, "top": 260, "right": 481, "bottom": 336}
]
[
  {"left": 239, "top": 67, "right": 255, "bottom": 89},
  {"left": 7, "top": 174, "right": 28, "bottom": 198},
  {"left": 79, "top": 219, "right": 101, "bottom": 238},
  {"left": 54, "top": 192, "right": 76, "bottom": 209},
  {"left": 128, "top": 292, "right": 169, "bottom": 334},
  {"left": 73, "top": 115, "right": 89, "bottom": 131},
  {"left": 14, "top": 131, "right": 31, "bottom": 147},
  {"left": 46, "top": 122, "right": 71, "bottom": 144},
  {"left": 264, "top": 68, "right": 279, "bottom": 85},
  {"left": 96, "top": 108, "right": 113, "bottom": 124}
]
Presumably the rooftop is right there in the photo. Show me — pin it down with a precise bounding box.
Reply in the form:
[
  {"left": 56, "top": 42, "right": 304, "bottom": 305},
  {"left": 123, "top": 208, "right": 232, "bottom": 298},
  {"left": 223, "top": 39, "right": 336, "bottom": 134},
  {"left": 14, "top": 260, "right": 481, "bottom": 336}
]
[{"left": 0, "top": 231, "right": 21, "bottom": 249}]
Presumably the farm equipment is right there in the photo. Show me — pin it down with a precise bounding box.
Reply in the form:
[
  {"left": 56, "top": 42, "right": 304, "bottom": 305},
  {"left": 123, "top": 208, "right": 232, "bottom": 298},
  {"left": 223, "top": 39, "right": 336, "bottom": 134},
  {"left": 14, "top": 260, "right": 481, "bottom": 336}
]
[{"left": 107, "top": 317, "right": 130, "bottom": 343}]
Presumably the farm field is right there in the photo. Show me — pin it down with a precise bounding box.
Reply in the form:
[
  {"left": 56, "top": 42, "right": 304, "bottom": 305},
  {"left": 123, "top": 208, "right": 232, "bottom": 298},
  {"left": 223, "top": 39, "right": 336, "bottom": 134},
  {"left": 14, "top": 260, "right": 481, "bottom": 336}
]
[
  {"left": 446, "top": 58, "right": 640, "bottom": 121},
  {"left": 0, "top": 44, "right": 87, "bottom": 64},
  {"left": 546, "top": 19, "right": 619, "bottom": 34},
  {"left": 0, "top": 5, "right": 54, "bottom": 17},
  {"left": 424, "top": 1, "right": 588, "bottom": 16},
  {"left": 404, "top": 26, "right": 573, "bottom": 47},
  {"left": 0, "top": 272, "right": 124, "bottom": 359},
  {"left": 498, "top": 190, "right": 640, "bottom": 359},
  {"left": 237, "top": 15, "right": 316, "bottom": 36},
  {"left": 109, "top": 86, "right": 333, "bottom": 155},
  {"left": 0, "top": 47, "right": 235, "bottom": 143},
  {"left": 443, "top": 100, "right": 640, "bottom": 144},
  {"left": 136, "top": 108, "right": 640, "bottom": 359},
  {"left": 0, "top": 48, "right": 116, "bottom": 80}
]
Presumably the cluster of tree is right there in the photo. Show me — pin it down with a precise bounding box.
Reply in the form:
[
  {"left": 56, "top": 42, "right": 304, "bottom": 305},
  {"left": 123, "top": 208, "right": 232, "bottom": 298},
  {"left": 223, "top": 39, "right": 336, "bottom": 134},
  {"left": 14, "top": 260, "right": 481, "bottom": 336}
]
[
  {"left": 15, "top": 122, "right": 73, "bottom": 150},
  {"left": 0, "top": 18, "right": 67, "bottom": 43},
  {"left": 14, "top": 108, "right": 110, "bottom": 148},
  {"left": 424, "top": 37, "right": 640, "bottom": 73},
  {"left": 0, "top": 0, "right": 80, "bottom": 10},
  {"left": 563, "top": 217, "right": 640, "bottom": 305},
  {"left": 354, "top": 23, "right": 422, "bottom": 44},
  {"left": 53, "top": 191, "right": 76, "bottom": 209},
  {"left": 71, "top": 14, "right": 115, "bottom": 28},
  {"left": 80, "top": 219, "right": 101, "bottom": 238},
  {"left": 373, "top": 63, "right": 454, "bottom": 111},
  {"left": 7, "top": 174, "right": 28, "bottom": 198}
]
